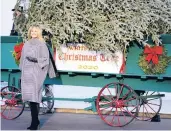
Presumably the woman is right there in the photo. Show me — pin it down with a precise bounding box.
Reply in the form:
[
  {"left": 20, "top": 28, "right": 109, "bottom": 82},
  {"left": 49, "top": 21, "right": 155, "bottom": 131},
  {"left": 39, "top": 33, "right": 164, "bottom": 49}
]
[{"left": 19, "top": 26, "right": 57, "bottom": 130}]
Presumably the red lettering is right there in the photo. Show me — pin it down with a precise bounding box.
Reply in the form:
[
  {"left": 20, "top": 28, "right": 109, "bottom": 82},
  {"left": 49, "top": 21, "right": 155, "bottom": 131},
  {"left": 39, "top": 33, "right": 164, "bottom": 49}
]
[
  {"left": 75, "top": 55, "right": 78, "bottom": 60},
  {"left": 69, "top": 55, "right": 72, "bottom": 60},
  {"left": 100, "top": 54, "right": 106, "bottom": 62},
  {"left": 58, "top": 55, "right": 62, "bottom": 60},
  {"left": 88, "top": 56, "right": 93, "bottom": 61},
  {"left": 93, "top": 56, "right": 97, "bottom": 61}
]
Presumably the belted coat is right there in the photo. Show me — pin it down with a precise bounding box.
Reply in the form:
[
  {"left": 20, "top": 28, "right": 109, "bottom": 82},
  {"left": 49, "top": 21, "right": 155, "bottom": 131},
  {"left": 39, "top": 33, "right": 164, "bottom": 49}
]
[{"left": 19, "top": 38, "right": 57, "bottom": 103}]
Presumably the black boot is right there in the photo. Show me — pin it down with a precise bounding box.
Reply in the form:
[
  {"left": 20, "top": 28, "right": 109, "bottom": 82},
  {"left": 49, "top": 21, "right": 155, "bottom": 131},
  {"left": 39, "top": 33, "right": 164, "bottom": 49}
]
[
  {"left": 27, "top": 102, "right": 40, "bottom": 130},
  {"left": 27, "top": 102, "right": 33, "bottom": 130}
]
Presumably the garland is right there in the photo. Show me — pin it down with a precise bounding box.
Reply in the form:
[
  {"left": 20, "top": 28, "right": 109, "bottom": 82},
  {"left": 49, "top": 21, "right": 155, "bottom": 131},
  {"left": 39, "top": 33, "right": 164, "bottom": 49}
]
[
  {"left": 138, "top": 45, "right": 171, "bottom": 75},
  {"left": 12, "top": 42, "right": 24, "bottom": 66}
]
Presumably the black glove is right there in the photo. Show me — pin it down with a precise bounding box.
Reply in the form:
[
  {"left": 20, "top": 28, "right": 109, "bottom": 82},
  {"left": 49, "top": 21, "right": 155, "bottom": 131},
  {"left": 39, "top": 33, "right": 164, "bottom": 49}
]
[{"left": 26, "top": 56, "right": 38, "bottom": 63}]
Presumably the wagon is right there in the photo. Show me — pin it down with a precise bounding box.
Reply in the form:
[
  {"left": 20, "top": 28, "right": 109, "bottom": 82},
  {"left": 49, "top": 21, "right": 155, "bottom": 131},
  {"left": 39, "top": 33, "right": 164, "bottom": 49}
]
[{"left": 1, "top": 35, "right": 171, "bottom": 127}]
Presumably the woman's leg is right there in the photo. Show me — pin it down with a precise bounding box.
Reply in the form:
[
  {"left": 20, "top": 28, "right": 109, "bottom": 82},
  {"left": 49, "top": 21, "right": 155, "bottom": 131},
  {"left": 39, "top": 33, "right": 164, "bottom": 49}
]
[
  {"left": 27, "top": 102, "right": 40, "bottom": 130},
  {"left": 27, "top": 102, "right": 33, "bottom": 129}
]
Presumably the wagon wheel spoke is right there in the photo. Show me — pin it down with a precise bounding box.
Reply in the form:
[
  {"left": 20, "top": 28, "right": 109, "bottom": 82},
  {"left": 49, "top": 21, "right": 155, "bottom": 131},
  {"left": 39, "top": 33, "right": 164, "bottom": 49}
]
[
  {"left": 6, "top": 106, "right": 12, "bottom": 119},
  {"left": 124, "top": 97, "right": 137, "bottom": 103},
  {"left": 99, "top": 101, "right": 112, "bottom": 105},
  {"left": 100, "top": 105, "right": 111, "bottom": 111},
  {"left": 1, "top": 105, "right": 8, "bottom": 114},
  {"left": 121, "top": 107, "right": 135, "bottom": 117},
  {"left": 116, "top": 108, "right": 121, "bottom": 126},
  {"left": 120, "top": 107, "right": 128, "bottom": 124},
  {"left": 122, "top": 90, "right": 131, "bottom": 100},
  {"left": 130, "top": 104, "right": 139, "bottom": 113},
  {"left": 144, "top": 104, "right": 152, "bottom": 119},
  {"left": 106, "top": 86, "right": 115, "bottom": 101},
  {"left": 146, "top": 103, "right": 157, "bottom": 114},
  {"left": 146, "top": 97, "right": 160, "bottom": 101},
  {"left": 148, "top": 103, "right": 160, "bottom": 106},
  {"left": 10, "top": 106, "right": 15, "bottom": 119},
  {"left": 116, "top": 84, "right": 124, "bottom": 100},
  {"left": 1, "top": 105, "right": 8, "bottom": 119},
  {"left": 101, "top": 94, "right": 112, "bottom": 102},
  {"left": 99, "top": 101, "right": 112, "bottom": 109},
  {"left": 40, "top": 103, "right": 47, "bottom": 113},
  {"left": 42, "top": 102, "right": 49, "bottom": 108},
  {"left": 103, "top": 107, "right": 114, "bottom": 119}
]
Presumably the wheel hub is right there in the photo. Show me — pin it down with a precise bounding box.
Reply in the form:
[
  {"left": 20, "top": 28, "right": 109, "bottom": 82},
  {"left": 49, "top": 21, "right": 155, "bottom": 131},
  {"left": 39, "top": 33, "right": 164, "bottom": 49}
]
[
  {"left": 141, "top": 99, "right": 148, "bottom": 105},
  {"left": 5, "top": 99, "right": 17, "bottom": 106},
  {"left": 114, "top": 100, "right": 125, "bottom": 108}
]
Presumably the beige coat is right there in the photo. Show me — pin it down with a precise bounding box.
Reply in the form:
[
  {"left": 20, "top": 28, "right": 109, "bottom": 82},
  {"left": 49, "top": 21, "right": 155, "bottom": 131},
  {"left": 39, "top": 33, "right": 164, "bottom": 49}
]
[{"left": 19, "top": 38, "right": 57, "bottom": 103}]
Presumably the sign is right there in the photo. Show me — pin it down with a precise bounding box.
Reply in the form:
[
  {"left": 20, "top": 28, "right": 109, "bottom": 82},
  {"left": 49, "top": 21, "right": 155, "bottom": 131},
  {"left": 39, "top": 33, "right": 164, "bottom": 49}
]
[{"left": 55, "top": 44, "right": 124, "bottom": 74}]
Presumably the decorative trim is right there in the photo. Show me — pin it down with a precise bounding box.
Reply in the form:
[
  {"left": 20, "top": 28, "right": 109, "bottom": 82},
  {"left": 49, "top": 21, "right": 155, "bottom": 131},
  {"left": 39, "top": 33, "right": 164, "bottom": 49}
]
[{"left": 1, "top": 36, "right": 22, "bottom": 43}]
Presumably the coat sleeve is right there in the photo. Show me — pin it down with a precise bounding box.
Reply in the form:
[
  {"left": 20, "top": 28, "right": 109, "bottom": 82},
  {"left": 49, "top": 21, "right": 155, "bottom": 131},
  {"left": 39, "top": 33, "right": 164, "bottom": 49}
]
[
  {"left": 37, "top": 44, "right": 49, "bottom": 69},
  {"left": 19, "top": 43, "right": 25, "bottom": 70},
  {"left": 48, "top": 59, "right": 57, "bottom": 78}
]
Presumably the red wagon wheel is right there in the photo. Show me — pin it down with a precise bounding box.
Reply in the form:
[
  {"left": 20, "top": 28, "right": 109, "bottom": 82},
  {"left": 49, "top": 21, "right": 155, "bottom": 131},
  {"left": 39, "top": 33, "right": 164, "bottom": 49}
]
[
  {"left": 96, "top": 82, "right": 139, "bottom": 127},
  {"left": 0, "top": 86, "right": 25, "bottom": 120},
  {"left": 136, "top": 91, "right": 162, "bottom": 121}
]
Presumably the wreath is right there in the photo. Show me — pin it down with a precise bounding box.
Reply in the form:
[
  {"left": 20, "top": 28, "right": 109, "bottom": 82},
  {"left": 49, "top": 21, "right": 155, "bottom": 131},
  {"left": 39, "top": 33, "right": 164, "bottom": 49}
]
[
  {"left": 12, "top": 42, "right": 24, "bottom": 66},
  {"left": 138, "top": 44, "right": 171, "bottom": 75}
]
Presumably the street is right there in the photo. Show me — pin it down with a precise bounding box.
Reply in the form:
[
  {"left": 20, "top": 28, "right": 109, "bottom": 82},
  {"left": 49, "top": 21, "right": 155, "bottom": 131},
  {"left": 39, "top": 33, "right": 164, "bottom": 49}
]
[{"left": 1, "top": 111, "right": 171, "bottom": 130}]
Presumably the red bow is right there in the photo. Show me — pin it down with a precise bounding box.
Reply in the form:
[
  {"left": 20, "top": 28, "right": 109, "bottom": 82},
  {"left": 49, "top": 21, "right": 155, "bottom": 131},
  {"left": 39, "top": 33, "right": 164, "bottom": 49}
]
[
  {"left": 14, "top": 42, "right": 24, "bottom": 53},
  {"left": 144, "top": 46, "right": 163, "bottom": 64}
]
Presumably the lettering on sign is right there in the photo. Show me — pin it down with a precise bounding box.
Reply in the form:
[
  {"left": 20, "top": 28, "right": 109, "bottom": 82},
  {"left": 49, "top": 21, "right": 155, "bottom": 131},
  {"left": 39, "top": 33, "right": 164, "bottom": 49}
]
[{"left": 55, "top": 44, "right": 124, "bottom": 74}]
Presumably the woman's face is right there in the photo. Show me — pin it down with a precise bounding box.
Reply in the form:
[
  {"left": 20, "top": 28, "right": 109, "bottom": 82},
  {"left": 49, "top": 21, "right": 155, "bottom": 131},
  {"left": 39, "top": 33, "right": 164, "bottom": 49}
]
[{"left": 31, "top": 28, "right": 38, "bottom": 38}]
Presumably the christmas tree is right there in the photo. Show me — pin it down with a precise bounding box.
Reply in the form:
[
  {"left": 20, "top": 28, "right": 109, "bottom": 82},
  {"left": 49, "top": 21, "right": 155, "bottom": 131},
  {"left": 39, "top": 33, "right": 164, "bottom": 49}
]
[{"left": 14, "top": 0, "right": 171, "bottom": 56}]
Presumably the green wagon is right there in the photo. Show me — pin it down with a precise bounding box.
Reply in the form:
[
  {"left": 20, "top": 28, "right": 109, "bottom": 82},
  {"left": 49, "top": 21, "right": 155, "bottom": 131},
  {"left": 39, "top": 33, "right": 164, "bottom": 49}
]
[{"left": 1, "top": 35, "right": 171, "bottom": 127}]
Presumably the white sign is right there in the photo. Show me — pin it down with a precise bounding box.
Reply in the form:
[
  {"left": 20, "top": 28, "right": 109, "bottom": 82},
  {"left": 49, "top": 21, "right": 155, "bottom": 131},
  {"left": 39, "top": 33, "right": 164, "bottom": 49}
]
[{"left": 55, "top": 44, "right": 124, "bottom": 74}]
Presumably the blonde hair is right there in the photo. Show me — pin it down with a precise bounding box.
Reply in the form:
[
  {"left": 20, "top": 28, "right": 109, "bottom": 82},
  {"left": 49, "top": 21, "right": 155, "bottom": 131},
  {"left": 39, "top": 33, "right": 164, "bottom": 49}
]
[{"left": 27, "top": 26, "right": 44, "bottom": 42}]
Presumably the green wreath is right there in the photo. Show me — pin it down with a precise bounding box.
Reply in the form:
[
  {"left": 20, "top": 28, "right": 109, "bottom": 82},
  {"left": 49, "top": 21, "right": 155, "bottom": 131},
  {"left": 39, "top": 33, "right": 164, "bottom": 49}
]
[{"left": 138, "top": 45, "right": 171, "bottom": 75}]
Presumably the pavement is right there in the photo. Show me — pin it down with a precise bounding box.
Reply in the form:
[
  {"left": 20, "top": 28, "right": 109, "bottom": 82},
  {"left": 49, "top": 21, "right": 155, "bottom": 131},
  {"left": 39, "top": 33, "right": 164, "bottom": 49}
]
[{"left": 1, "top": 111, "right": 171, "bottom": 130}]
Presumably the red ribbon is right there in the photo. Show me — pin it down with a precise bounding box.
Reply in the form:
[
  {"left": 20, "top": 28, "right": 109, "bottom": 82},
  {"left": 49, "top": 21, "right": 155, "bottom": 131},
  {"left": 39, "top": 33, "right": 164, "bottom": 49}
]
[
  {"left": 119, "top": 55, "right": 126, "bottom": 74},
  {"left": 144, "top": 46, "right": 163, "bottom": 64},
  {"left": 14, "top": 42, "right": 24, "bottom": 53}
]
